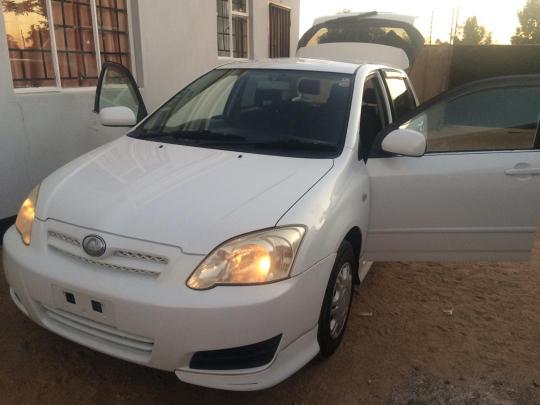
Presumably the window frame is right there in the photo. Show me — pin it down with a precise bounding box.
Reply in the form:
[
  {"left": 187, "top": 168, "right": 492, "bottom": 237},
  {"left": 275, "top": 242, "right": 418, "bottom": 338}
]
[
  {"left": 5, "top": 0, "right": 136, "bottom": 93},
  {"left": 381, "top": 69, "right": 418, "bottom": 123},
  {"left": 217, "top": 0, "right": 250, "bottom": 60},
  {"left": 358, "top": 72, "right": 391, "bottom": 161}
]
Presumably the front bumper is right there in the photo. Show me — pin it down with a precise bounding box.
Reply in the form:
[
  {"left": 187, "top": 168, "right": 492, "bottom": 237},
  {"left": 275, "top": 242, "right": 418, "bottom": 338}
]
[{"left": 2, "top": 224, "right": 334, "bottom": 390}]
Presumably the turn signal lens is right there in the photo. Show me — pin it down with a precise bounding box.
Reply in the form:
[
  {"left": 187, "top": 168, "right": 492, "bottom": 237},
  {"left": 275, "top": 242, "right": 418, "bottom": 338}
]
[
  {"left": 15, "top": 185, "right": 40, "bottom": 246},
  {"left": 187, "top": 226, "right": 306, "bottom": 290}
]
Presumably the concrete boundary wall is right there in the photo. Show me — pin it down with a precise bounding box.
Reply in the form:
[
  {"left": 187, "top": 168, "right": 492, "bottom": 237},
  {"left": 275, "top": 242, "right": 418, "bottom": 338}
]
[{"left": 410, "top": 44, "right": 540, "bottom": 103}]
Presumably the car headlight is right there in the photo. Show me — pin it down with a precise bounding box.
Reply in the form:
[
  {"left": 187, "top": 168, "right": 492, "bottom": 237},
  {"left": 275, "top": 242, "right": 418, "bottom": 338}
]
[
  {"left": 15, "top": 184, "right": 40, "bottom": 246},
  {"left": 187, "top": 226, "right": 306, "bottom": 290}
]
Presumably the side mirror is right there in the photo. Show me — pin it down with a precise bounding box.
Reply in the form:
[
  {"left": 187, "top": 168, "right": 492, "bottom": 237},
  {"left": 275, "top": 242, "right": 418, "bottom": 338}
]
[
  {"left": 381, "top": 128, "right": 426, "bottom": 157},
  {"left": 99, "top": 106, "right": 137, "bottom": 127}
]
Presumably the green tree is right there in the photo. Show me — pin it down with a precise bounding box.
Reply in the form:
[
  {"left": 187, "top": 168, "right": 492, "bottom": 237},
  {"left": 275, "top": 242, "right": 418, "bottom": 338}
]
[
  {"left": 2, "top": 0, "right": 47, "bottom": 26},
  {"left": 511, "top": 0, "right": 540, "bottom": 44},
  {"left": 2, "top": 0, "right": 46, "bottom": 16},
  {"left": 453, "top": 16, "right": 492, "bottom": 45}
]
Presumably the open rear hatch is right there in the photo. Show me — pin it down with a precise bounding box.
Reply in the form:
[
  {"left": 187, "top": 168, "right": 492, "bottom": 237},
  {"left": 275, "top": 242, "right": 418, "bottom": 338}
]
[{"left": 297, "top": 11, "right": 425, "bottom": 71}]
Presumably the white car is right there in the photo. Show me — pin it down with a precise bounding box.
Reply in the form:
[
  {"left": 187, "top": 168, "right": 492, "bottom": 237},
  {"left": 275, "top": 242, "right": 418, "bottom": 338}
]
[{"left": 3, "top": 13, "right": 540, "bottom": 391}]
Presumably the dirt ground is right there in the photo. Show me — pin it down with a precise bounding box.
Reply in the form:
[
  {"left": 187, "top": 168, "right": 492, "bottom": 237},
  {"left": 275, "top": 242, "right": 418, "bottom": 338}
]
[{"left": 1, "top": 230, "right": 539, "bottom": 405}]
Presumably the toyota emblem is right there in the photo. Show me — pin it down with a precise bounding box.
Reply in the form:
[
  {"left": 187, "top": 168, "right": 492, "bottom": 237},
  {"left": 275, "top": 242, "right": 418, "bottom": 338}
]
[{"left": 82, "top": 235, "right": 107, "bottom": 257}]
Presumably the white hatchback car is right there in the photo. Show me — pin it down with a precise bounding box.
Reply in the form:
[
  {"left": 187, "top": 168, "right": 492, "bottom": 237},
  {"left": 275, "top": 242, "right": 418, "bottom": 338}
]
[{"left": 3, "top": 13, "right": 540, "bottom": 390}]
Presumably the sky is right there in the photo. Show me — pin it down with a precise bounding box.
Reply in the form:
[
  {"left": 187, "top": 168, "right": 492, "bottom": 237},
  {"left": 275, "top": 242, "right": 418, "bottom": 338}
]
[
  {"left": 3, "top": 0, "right": 527, "bottom": 48},
  {"left": 299, "top": 0, "right": 527, "bottom": 44}
]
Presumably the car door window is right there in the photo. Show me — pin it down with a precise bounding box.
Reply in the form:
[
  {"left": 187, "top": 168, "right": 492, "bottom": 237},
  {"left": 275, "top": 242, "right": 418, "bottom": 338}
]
[
  {"left": 402, "top": 85, "right": 540, "bottom": 153},
  {"left": 360, "top": 75, "right": 388, "bottom": 159},
  {"left": 385, "top": 75, "right": 416, "bottom": 121},
  {"left": 94, "top": 62, "right": 147, "bottom": 123}
]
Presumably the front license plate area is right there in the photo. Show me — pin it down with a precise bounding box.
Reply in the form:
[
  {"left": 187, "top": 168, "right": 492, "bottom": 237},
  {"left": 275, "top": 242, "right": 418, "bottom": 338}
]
[{"left": 52, "top": 286, "right": 115, "bottom": 326}]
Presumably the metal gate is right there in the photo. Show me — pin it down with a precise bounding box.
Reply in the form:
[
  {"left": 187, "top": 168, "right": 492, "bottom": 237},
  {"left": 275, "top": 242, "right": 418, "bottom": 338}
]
[{"left": 269, "top": 4, "right": 291, "bottom": 58}]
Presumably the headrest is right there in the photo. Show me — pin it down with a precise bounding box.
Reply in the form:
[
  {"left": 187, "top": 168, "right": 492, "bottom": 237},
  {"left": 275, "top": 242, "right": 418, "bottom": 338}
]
[
  {"left": 298, "top": 79, "right": 321, "bottom": 95},
  {"left": 327, "top": 83, "right": 349, "bottom": 106},
  {"left": 254, "top": 89, "right": 282, "bottom": 107},
  {"left": 363, "top": 88, "right": 378, "bottom": 105}
]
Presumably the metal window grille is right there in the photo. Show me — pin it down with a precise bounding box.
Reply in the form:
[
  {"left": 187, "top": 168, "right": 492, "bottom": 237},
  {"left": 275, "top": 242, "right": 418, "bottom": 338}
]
[
  {"left": 217, "top": 0, "right": 249, "bottom": 59},
  {"left": 232, "top": 15, "right": 247, "bottom": 58},
  {"left": 96, "top": 0, "right": 131, "bottom": 68},
  {"left": 232, "top": 0, "right": 246, "bottom": 13},
  {"left": 4, "top": 0, "right": 56, "bottom": 88},
  {"left": 2, "top": 0, "right": 132, "bottom": 89},
  {"left": 269, "top": 4, "right": 290, "bottom": 58},
  {"left": 216, "top": 0, "right": 230, "bottom": 57},
  {"left": 51, "top": 0, "right": 98, "bottom": 87}
]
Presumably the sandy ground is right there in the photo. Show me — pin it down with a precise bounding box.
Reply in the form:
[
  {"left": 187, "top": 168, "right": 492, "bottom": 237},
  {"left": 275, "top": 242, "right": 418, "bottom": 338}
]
[{"left": 1, "top": 230, "right": 539, "bottom": 404}]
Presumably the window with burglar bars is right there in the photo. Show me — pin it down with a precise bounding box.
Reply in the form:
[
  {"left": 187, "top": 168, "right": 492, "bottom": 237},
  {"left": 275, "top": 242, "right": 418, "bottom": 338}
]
[
  {"left": 2, "top": 0, "right": 132, "bottom": 89},
  {"left": 269, "top": 3, "right": 290, "bottom": 58},
  {"left": 216, "top": 0, "right": 249, "bottom": 59}
]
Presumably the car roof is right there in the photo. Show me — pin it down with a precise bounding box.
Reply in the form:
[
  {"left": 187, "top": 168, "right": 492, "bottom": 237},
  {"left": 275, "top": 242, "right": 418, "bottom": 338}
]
[{"left": 217, "top": 57, "right": 369, "bottom": 74}]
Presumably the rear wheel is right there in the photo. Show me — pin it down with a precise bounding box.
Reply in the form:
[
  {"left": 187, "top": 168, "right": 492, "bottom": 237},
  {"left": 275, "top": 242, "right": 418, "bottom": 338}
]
[{"left": 317, "top": 241, "right": 355, "bottom": 356}]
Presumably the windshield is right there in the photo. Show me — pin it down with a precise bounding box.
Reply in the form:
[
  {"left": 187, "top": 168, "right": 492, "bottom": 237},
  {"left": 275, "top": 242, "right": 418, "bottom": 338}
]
[{"left": 129, "top": 69, "right": 354, "bottom": 158}]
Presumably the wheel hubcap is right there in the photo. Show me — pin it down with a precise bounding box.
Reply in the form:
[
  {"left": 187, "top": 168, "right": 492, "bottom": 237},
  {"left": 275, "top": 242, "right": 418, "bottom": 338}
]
[{"left": 329, "top": 262, "right": 353, "bottom": 339}]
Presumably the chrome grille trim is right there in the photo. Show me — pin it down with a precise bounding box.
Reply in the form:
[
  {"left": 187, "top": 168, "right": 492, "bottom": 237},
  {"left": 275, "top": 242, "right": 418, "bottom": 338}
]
[
  {"left": 113, "top": 250, "right": 169, "bottom": 265},
  {"left": 66, "top": 252, "right": 160, "bottom": 277},
  {"left": 48, "top": 231, "right": 80, "bottom": 246}
]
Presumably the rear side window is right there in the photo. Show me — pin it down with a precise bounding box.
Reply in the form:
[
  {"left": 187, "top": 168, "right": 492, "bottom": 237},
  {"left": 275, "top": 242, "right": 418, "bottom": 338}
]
[{"left": 385, "top": 76, "right": 416, "bottom": 121}]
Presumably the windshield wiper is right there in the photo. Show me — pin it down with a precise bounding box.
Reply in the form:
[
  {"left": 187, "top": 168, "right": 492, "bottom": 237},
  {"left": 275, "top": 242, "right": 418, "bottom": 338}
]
[
  {"left": 201, "top": 138, "right": 337, "bottom": 151},
  {"left": 136, "top": 131, "right": 337, "bottom": 154},
  {"left": 137, "top": 129, "right": 246, "bottom": 143},
  {"left": 263, "top": 139, "right": 337, "bottom": 151}
]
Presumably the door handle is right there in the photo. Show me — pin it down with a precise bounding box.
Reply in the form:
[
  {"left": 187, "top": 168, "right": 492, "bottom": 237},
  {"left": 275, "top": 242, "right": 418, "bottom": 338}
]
[{"left": 505, "top": 168, "right": 540, "bottom": 176}]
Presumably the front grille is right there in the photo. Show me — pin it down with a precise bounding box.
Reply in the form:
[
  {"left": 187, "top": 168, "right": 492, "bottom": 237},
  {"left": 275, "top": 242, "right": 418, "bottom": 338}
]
[
  {"left": 41, "top": 304, "right": 154, "bottom": 362},
  {"left": 48, "top": 231, "right": 80, "bottom": 246},
  {"left": 190, "top": 335, "right": 282, "bottom": 371},
  {"left": 113, "top": 250, "right": 169, "bottom": 265},
  {"left": 67, "top": 252, "right": 160, "bottom": 277},
  {"left": 47, "top": 230, "right": 168, "bottom": 278}
]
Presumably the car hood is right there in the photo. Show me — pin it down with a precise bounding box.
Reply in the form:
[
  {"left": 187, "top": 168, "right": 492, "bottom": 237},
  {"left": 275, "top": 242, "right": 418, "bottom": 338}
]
[{"left": 37, "top": 137, "right": 333, "bottom": 254}]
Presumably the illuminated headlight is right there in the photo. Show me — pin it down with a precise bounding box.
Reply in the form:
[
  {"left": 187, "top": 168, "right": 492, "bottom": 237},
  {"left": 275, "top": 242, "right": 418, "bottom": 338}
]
[
  {"left": 187, "top": 226, "right": 306, "bottom": 290},
  {"left": 15, "top": 185, "right": 40, "bottom": 246}
]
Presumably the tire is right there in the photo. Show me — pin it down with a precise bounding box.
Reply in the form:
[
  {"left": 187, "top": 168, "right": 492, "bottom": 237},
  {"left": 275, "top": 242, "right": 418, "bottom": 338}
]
[{"left": 317, "top": 240, "right": 356, "bottom": 357}]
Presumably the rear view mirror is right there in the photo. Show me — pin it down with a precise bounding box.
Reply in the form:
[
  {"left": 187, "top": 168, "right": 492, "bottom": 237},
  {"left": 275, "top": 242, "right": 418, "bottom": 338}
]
[
  {"left": 99, "top": 106, "right": 137, "bottom": 127},
  {"left": 381, "top": 128, "right": 426, "bottom": 157}
]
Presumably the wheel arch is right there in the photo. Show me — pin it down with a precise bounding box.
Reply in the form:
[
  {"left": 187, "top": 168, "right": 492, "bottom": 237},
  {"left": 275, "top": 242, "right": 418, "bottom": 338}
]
[{"left": 342, "top": 226, "right": 363, "bottom": 284}]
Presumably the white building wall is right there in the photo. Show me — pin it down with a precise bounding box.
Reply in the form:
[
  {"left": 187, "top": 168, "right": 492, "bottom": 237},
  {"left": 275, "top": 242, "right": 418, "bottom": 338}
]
[
  {"left": 0, "top": 0, "right": 300, "bottom": 220},
  {"left": 0, "top": 13, "right": 122, "bottom": 219},
  {"left": 137, "top": 0, "right": 300, "bottom": 110},
  {"left": 136, "top": 0, "right": 220, "bottom": 110}
]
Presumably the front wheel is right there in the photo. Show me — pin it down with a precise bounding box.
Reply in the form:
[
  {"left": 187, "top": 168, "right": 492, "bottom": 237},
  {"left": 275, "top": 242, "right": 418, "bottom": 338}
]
[{"left": 317, "top": 241, "right": 355, "bottom": 357}]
